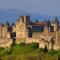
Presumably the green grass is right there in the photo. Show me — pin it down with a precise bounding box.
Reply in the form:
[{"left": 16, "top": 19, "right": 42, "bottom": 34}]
[{"left": 0, "top": 43, "right": 60, "bottom": 60}]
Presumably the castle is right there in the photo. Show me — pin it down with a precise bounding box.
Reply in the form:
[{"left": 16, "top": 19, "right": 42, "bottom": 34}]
[{"left": 0, "top": 16, "right": 60, "bottom": 51}]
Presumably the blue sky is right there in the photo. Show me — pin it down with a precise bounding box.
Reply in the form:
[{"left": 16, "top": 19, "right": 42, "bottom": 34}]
[{"left": 0, "top": 0, "right": 60, "bottom": 16}]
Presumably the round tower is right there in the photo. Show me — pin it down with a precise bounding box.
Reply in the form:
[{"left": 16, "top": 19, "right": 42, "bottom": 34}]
[
  {"left": 52, "top": 17, "right": 60, "bottom": 50},
  {"left": 52, "top": 17, "right": 59, "bottom": 32}
]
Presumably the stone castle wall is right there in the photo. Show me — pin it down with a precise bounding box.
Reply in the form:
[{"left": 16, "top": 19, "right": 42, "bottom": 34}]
[
  {"left": 0, "top": 16, "right": 60, "bottom": 51},
  {"left": 0, "top": 38, "right": 12, "bottom": 48}
]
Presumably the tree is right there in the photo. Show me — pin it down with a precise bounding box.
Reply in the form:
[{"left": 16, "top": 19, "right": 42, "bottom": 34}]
[
  {"left": 47, "top": 19, "right": 51, "bottom": 27},
  {"left": 6, "top": 21, "right": 10, "bottom": 27},
  {"left": 54, "top": 17, "right": 59, "bottom": 25},
  {"left": 36, "top": 19, "right": 38, "bottom": 23}
]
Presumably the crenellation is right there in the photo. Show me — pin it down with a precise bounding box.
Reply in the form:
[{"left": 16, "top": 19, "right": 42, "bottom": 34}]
[{"left": 0, "top": 16, "right": 60, "bottom": 51}]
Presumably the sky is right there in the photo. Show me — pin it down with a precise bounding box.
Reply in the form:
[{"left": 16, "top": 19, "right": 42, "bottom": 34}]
[{"left": 0, "top": 0, "right": 60, "bottom": 16}]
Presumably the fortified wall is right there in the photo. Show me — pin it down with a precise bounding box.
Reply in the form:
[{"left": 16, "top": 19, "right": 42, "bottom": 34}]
[{"left": 0, "top": 16, "right": 60, "bottom": 51}]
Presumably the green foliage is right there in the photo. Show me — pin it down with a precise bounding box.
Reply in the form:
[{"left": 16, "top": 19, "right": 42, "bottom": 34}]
[
  {"left": 11, "top": 43, "right": 17, "bottom": 47},
  {"left": 0, "top": 47, "right": 5, "bottom": 51},
  {"left": 11, "top": 43, "right": 39, "bottom": 55},
  {"left": 0, "top": 43, "right": 60, "bottom": 60},
  {"left": 19, "top": 42, "right": 25, "bottom": 46},
  {"left": 6, "top": 21, "right": 10, "bottom": 26},
  {"left": 48, "top": 50, "right": 57, "bottom": 56},
  {"left": 28, "top": 42, "right": 39, "bottom": 49}
]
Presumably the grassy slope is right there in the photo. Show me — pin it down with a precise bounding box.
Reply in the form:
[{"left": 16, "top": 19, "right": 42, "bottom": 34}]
[{"left": 0, "top": 44, "right": 60, "bottom": 60}]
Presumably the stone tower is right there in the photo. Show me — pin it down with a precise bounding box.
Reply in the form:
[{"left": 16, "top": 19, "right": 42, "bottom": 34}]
[
  {"left": 44, "top": 23, "right": 49, "bottom": 41},
  {"left": 1, "top": 24, "right": 8, "bottom": 38},
  {"left": 53, "top": 18, "right": 60, "bottom": 50},
  {"left": 53, "top": 18, "right": 59, "bottom": 43},
  {"left": 16, "top": 16, "right": 30, "bottom": 42},
  {"left": 53, "top": 17, "right": 59, "bottom": 32}
]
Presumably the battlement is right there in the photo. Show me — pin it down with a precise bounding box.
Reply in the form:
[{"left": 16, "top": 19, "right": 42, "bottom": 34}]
[{"left": 0, "top": 16, "right": 60, "bottom": 50}]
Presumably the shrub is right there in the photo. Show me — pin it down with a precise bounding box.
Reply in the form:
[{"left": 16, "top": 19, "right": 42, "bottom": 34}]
[
  {"left": 0, "top": 47, "right": 5, "bottom": 51},
  {"left": 19, "top": 42, "right": 25, "bottom": 46},
  {"left": 48, "top": 50, "right": 57, "bottom": 56},
  {"left": 28, "top": 42, "right": 39, "bottom": 49},
  {"left": 11, "top": 43, "right": 17, "bottom": 47}
]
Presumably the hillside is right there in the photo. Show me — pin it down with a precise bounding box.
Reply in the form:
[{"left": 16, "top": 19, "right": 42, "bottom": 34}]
[{"left": 0, "top": 43, "right": 60, "bottom": 60}]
